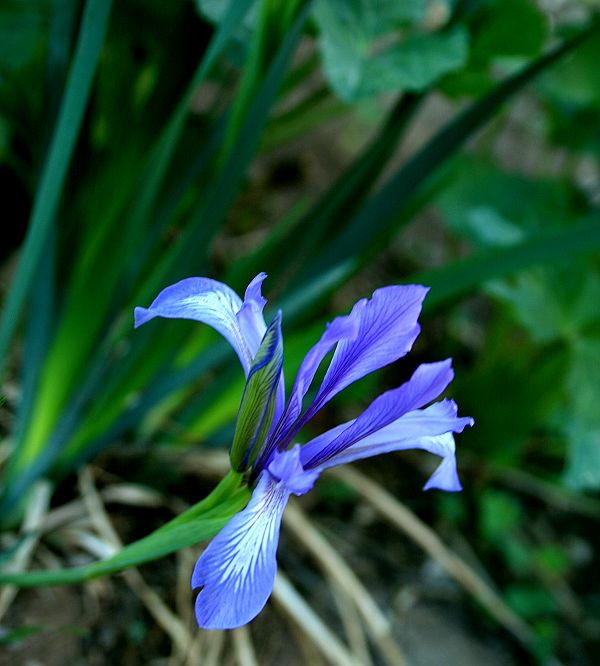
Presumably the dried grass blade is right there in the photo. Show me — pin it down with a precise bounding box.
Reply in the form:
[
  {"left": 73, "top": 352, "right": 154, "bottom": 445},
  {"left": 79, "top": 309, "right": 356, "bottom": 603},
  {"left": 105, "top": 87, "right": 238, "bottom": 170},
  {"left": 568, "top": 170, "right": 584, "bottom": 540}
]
[{"left": 331, "top": 466, "right": 537, "bottom": 650}]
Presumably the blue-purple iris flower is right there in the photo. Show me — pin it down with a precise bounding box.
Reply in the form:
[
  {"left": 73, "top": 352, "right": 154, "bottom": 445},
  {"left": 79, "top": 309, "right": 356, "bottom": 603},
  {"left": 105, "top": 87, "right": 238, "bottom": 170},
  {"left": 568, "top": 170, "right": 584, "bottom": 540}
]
[{"left": 135, "top": 273, "right": 473, "bottom": 630}]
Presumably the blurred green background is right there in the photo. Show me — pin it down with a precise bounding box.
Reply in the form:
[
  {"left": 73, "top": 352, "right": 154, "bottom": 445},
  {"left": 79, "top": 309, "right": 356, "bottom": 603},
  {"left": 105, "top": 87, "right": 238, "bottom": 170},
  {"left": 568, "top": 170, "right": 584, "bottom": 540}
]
[{"left": 1, "top": 0, "right": 599, "bottom": 663}]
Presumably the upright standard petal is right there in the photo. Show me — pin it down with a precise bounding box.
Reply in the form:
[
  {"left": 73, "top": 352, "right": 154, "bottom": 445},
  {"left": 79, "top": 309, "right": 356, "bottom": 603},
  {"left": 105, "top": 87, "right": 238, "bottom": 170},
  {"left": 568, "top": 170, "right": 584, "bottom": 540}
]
[
  {"left": 301, "top": 360, "right": 455, "bottom": 468},
  {"left": 236, "top": 273, "right": 269, "bottom": 359},
  {"left": 312, "top": 285, "right": 428, "bottom": 411},
  {"left": 256, "top": 314, "right": 358, "bottom": 467},
  {"left": 134, "top": 274, "right": 268, "bottom": 374},
  {"left": 262, "top": 285, "right": 428, "bottom": 463},
  {"left": 192, "top": 471, "right": 291, "bottom": 630}
]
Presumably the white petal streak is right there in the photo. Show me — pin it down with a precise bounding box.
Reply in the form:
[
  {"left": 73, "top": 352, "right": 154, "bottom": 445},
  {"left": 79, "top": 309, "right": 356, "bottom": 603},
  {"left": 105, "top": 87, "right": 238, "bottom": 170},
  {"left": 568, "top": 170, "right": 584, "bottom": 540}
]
[{"left": 192, "top": 472, "right": 291, "bottom": 629}]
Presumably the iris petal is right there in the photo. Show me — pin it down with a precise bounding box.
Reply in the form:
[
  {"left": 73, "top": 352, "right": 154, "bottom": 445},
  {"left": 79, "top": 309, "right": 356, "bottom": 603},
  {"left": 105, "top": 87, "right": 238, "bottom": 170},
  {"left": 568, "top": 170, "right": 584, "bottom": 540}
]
[
  {"left": 192, "top": 446, "right": 317, "bottom": 629},
  {"left": 236, "top": 273, "right": 269, "bottom": 359},
  {"left": 301, "top": 360, "right": 456, "bottom": 468},
  {"left": 312, "top": 285, "right": 428, "bottom": 414},
  {"left": 134, "top": 273, "right": 268, "bottom": 374},
  {"left": 192, "top": 472, "right": 291, "bottom": 630},
  {"left": 303, "top": 401, "right": 472, "bottom": 492},
  {"left": 305, "top": 400, "right": 472, "bottom": 472},
  {"left": 268, "top": 285, "right": 427, "bottom": 454},
  {"left": 422, "top": 436, "right": 463, "bottom": 491},
  {"left": 268, "top": 444, "right": 319, "bottom": 495},
  {"left": 257, "top": 314, "right": 357, "bottom": 468}
]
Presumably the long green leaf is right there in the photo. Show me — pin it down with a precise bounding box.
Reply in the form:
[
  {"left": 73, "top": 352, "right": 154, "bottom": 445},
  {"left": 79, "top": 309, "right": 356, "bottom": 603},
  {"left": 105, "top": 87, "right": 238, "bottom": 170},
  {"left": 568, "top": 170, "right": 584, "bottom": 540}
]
[
  {"left": 156, "top": 1, "right": 313, "bottom": 284},
  {"left": 4, "top": 2, "right": 254, "bottom": 492},
  {"left": 16, "top": 1, "right": 80, "bottom": 435},
  {"left": 308, "top": 24, "right": 599, "bottom": 276},
  {"left": 126, "top": 0, "right": 255, "bottom": 239},
  {"left": 0, "top": 0, "right": 114, "bottom": 371},
  {"left": 49, "top": 0, "right": 314, "bottom": 470},
  {"left": 0, "top": 471, "right": 249, "bottom": 587},
  {"left": 417, "top": 217, "right": 600, "bottom": 310}
]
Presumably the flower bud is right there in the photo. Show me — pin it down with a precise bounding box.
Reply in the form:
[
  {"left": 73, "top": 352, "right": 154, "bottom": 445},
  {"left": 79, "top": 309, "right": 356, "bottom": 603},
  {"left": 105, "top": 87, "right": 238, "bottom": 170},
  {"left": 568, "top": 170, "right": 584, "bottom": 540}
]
[{"left": 229, "top": 312, "right": 283, "bottom": 472}]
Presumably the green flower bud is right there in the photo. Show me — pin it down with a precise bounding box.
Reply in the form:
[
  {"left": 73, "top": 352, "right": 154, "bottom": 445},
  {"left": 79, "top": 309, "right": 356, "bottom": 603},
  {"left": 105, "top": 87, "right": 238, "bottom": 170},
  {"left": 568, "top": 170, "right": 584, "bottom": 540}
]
[{"left": 229, "top": 312, "right": 283, "bottom": 472}]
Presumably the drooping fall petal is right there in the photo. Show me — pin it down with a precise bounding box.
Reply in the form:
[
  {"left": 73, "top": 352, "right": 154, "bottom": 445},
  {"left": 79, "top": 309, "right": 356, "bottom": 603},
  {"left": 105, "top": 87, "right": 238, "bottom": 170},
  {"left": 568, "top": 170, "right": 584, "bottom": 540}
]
[
  {"left": 192, "top": 471, "right": 291, "bottom": 629},
  {"left": 192, "top": 446, "right": 317, "bottom": 629}
]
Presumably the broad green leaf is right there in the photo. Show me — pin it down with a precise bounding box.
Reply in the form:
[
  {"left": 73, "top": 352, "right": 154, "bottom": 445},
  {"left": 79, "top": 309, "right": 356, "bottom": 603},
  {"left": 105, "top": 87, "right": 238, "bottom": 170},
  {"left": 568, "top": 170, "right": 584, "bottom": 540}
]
[
  {"left": 0, "top": 472, "right": 250, "bottom": 587},
  {"left": 0, "top": 0, "right": 49, "bottom": 73},
  {"left": 563, "top": 339, "right": 600, "bottom": 490},
  {"left": 314, "top": 0, "right": 467, "bottom": 100},
  {"left": 488, "top": 266, "right": 600, "bottom": 344},
  {"left": 357, "top": 28, "right": 468, "bottom": 97},
  {"left": 435, "top": 157, "right": 585, "bottom": 247},
  {"left": 416, "top": 218, "right": 600, "bottom": 310},
  {"left": 443, "top": 0, "right": 548, "bottom": 95}
]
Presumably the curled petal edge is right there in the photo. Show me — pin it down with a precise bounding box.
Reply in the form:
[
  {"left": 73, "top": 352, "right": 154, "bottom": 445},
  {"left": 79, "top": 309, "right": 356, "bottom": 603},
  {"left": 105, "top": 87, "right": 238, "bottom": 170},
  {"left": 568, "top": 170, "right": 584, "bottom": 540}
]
[{"left": 134, "top": 273, "right": 268, "bottom": 374}]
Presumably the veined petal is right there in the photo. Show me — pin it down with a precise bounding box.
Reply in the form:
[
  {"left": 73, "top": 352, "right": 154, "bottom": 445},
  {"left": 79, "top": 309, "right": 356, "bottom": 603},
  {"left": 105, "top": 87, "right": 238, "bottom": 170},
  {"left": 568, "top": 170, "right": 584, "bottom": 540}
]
[
  {"left": 134, "top": 274, "right": 268, "bottom": 374},
  {"left": 312, "top": 285, "right": 428, "bottom": 414},
  {"left": 192, "top": 446, "right": 317, "bottom": 630},
  {"left": 301, "top": 360, "right": 455, "bottom": 468},
  {"left": 274, "top": 286, "right": 427, "bottom": 450},
  {"left": 230, "top": 313, "right": 284, "bottom": 472},
  {"left": 255, "top": 314, "right": 358, "bottom": 469},
  {"left": 305, "top": 399, "right": 473, "bottom": 469},
  {"left": 192, "top": 472, "right": 290, "bottom": 630},
  {"left": 304, "top": 401, "right": 473, "bottom": 492},
  {"left": 283, "top": 316, "right": 358, "bottom": 426}
]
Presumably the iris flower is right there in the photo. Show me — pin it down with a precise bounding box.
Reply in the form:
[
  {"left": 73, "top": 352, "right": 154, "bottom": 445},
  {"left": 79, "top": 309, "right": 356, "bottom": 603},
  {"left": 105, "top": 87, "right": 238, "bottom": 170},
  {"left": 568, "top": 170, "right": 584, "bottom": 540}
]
[{"left": 135, "top": 273, "right": 473, "bottom": 630}]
